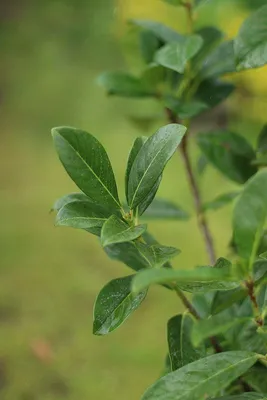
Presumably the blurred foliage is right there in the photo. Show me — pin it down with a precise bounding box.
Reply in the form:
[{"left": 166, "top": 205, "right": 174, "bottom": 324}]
[{"left": 0, "top": 1, "right": 267, "bottom": 399}]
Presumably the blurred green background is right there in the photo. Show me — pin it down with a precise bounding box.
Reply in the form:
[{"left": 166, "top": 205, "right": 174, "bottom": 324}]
[{"left": 1, "top": 0, "right": 267, "bottom": 399}]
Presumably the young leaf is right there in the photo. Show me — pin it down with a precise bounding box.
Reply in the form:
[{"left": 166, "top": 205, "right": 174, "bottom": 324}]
[
  {"left": 142, "top": 198, "right": 190, "bottom": 220},
  {"left": 93, "top": 275, "right": 147, "bottom": 335},
  {"left": 141, "top": 351, "right": 259, "bottom": 400},
  {"left": 197, "top": 130, "right": 257, "bottom": 184},
  {"left": 131, "top": 20, "right": 184, "bottom": 43},
  {"left": 233, "top": 170, "right": 267, "bottom": 260},
  {"left": 155, "top": 35, "right": 203, "bottom": 74},
  {"left": 211, "top": 288, "right": 247, "bottom": 315},
  {"left": 195, "top": 79, "right": 235, "bottom": 108},
  {"left": 56, "top": 201, "right": 110, "bottom": 231},
  {"left": 201, "top": 40, "right": 236, "bottom": 78},
  {"left": 167, "top": 314, "right": 204, "bottom": 371},
  {"left": 234, "top": 4, "right": 267, "bottom": 71},
  {"left": 51, "top": 192, "right": 91, "bottom": 212},
  {"left": 51, "top": 127, "right": 121, "bottom": 214},
  {"left": 101, "top": 215, "right": 146, "bottom": 247},
  {"left": 132, "top": 266, "right": 238, "bottom": 293},
  {"left": 127, "top": 124, "right": 186, "bottom": 210},
  {"left": 97, "top": 72, "right": 156, "bottom": 97},
  {"left": 257, "top": 124, "right": 267, "bottom": 154},
  {"left": 135, "top": 242, "right": 180, "bottom": 267},
  {"left": 140, "top": 30, "right": 161, "bottom": 64},
  {"left": 203, "top": 191, "right": 240, "bottom": 212},
  {"left": 191, "top": 314, "right": 250, "bottom": 347}
]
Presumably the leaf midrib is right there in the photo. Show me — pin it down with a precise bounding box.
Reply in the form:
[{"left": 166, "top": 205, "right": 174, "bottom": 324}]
[
  {"left": 58, "top": 216, "right": 107, "bottom": 223},
  {"left": 58, "top": 132, "right": 121, "bottom": 209},
  {"left": 130, "top": 136, "right": 171, "bottom": 208}
]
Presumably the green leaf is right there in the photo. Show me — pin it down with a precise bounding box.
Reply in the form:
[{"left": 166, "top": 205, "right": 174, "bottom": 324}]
[
  {"left": 93, "top": 275, "right": 147, "bottom": 335},
  {"left": 132, "top": 266, "right": 237, "bottom": 293},
  {"left": 191, "top": 314, "right": 250, "bottom": 347},
  {"left": 259, "top": 251, "right": 267, "bottom": 260},
  {"left": 101, "top": 215, "right": 146, "bottom": 247},
  {"left": 51, "top": 127, "right": 121, "bottom": 214},
  {"left": 56, "top": 201, "right": 110, "bottom": 232},
  {"left": 97, "top": 72, "right": 156, "bottom": 97},
  {"left": 140, "top": 30, "right": 161, "bottom": 64},
  {"left": 234, "top": 4, "right": 267, "bottom": 71},
  {"left": 155, "top": 35, "right": 203, "bottom": 73},
  {"left": 211, "top": 288, "right": 247, "bottom": 315},
  {"left": 197, "top": 154, "right": 208, "bottom": 176},
  {"left": 105, "top": 241, "right": 150, "bottom": 272},
  {"left": 244, "top": 365, "right": 267, "bottom": 394},
  {"left": 131, "top": 19, "right": 184, "bottom": 43},
  {"left": 192, "top": 26, "right": 224, "bottom": 68},
  {"left": 135, "top": 242, "right": 180, "bottom": 267},
  {"left": 127, "top": 124, "right": 186, "bottom": 210},
  {"left": 236, "top": 320, "right": 267, "bottom": 354},
  {"left": 197, "top": 130, "right": 257, "bottom": 184},
  {"left": 195, "top": 79, "right": 235, "bottom": 108},
  {"left": 141, "top": 351, "right": 259, "bottom": 400},
  {"left": 233, "top": 170, "right": 267, "bottom": 260},
  {"left": 257, "top": 125, "right": 267, "bottom": 154},
  {"left": 168, "top": 314, "right": 204, "bottom": 371},
  {"left": 142, "top": 198, "right": 189, "bottom": 220},
  {"left": 165, "top": 96, "right": 208, "bottom": 119},
  {"left": 201, "top": 40, "right": 236, "bottom": 78},
  {"left": 203, "top": 191, "right": 240, "bottom": 212},
  {"left": 125, "top": 136, "right": 147, "bottom": 204},
  {"left": 213, "top": 394, "right": 267, "bottom": 400},
  {"left": 51, "top": 192, "right": 90, "bottom": 212},
  {"left": 178, "top": 280, "right": 239, "bottom": 293}
]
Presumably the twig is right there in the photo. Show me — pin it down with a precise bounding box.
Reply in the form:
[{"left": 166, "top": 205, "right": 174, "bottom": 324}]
[{"left": 165, "top": 108, "right": 216, "bottom": 265}]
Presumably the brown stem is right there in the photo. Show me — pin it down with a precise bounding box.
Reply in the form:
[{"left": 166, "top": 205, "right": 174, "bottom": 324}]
[
  {"left": 245, "top": 279, "right": 263, "bottom": 326},
  {"left": 166, "top": 108, "right": 216, "bottom": 265}
]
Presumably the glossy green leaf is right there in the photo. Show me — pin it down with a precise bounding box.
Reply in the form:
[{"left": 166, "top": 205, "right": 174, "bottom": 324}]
[
  {"left": 211, "top": 288, "right": 247, "bottom": 315},
  {"left": 52, "top": 127, "right": 121, "bottom": 214},
  {"left": 125, "top": 136, "right": 147, "bottom": 204},
  {"left": 201, "top": 40, "right": 236, "bottom": 78},
  {"left": 155, "top": 35, "right": 203, "bottom": 73},
  {"left": 191, "top": 314, "right": 250, "bottom": 346},
  {"left": 140, "top": 30, "right": 160, "bottom": 64},
  {"left": 165, "top": 96, "right": 208, "bottom": 119},
  {"left": 259, "top": 251, "right": 267, "bottom": 260},
  {"left": 142, "top": 198, "right": 189, "bottom": 220},
  {"left": 203, "top": 191, "right": 240, "bottom": 212},
  {"left": 213, "top": 394, "right": 267, "bottom": 400},
  {"left": 195, "top": 79, "right": 235, "bottom": 108},
  {"left": 257, "top": 125, "right": 267, "bottom": 154},
  {"left": 197, "top": 130, "right": 257, "bottom": 184},
  {"left": 131, "top": 19, "right": 184, "bottom": 43},
  {"left": 135, "top": 242, "right": 180, "bottom": 267},
  {"left": 168, "top": 314, "right": 204, "bottom": 371},
  {"left": 105, "top": 241, "right": 150, "bottom": 272},
  {"left": 51, "top": 192, "right": 91, "bottom": 212},
  {"left": 236, "top": 320, "right": 267, "bottom": 354},
  {"left": 97, "top": 72, "right": 156, "bottom": 97},
  {"left": 56, "top": 201, "right": 110, "bottom": 232},
  {"left": 234, "top": 4, "right": 267, "bottom": 71},
  {"left": 132, "top": 266, "right": 237, "bottom": 293},
  {"left": 141, "top": 351, "right": 259, "bottom": 400},
  {"left": 93, "top": 275, "right": 147, "bottom": 335},
  {"left": 244, "top": 365, "right": 267, "bottom": 394},
  {"left": 101, "top": 215, "right": 146, "bottom": 247},
  {"left": 127, "top": 124, "right": 186, "bottom": 210},
  {"left": 233, "top": 170, "right": 267, "bottom": 260}
]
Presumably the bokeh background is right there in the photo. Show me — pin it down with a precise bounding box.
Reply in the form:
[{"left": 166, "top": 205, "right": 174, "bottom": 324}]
[{"left": 1, "top": 0, "right": 267, "bottom": 399}]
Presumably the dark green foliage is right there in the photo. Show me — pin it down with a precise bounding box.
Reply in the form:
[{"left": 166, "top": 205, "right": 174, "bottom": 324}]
[{"left": 51, "top": 3, "right": 267, "bottom": 399}]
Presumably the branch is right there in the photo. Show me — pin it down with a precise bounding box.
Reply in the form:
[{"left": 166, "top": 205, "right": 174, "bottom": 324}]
[{"left": 166, "top": 108, "right": 216, "bottom": 265}]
